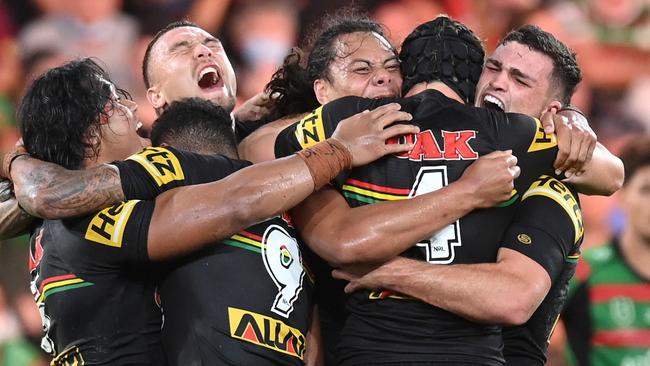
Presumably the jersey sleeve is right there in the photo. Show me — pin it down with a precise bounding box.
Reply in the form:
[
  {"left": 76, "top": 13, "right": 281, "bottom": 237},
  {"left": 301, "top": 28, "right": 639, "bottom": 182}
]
[
  {"left": 112, "top": 146, "right": 251, "bottom": 200},
  {"left": 68, "top": 199, "right": 155, "bottom": 267},
  {"left": 500, "top": 176, "right": 584, "bottom": 281},
  {"left": 274, "top": 96, "right": 394, "bottom": 158},
  {"left": 491, "top": 112, "right": 563, "bottom": 191}
]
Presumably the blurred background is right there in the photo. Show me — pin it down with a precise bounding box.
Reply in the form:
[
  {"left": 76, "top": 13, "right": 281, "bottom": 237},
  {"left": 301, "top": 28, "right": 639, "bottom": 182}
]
[{"left": 0, "top": 0, "right": 648, "bottom": 365}]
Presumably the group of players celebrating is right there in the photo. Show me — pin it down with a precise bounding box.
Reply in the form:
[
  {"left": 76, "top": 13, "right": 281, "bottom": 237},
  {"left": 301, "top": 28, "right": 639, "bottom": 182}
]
[{"left": 0, "top": 9, "right": 627, "bottom": 366}]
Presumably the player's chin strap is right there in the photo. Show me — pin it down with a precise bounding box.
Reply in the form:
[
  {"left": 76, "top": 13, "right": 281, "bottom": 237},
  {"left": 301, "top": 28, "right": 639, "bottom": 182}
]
[
  {"left": 296, "top": 139, "right": 352, "bottom": 191},
  {"left": 400, "top": 16, "right": 485, "bottom": 105}
]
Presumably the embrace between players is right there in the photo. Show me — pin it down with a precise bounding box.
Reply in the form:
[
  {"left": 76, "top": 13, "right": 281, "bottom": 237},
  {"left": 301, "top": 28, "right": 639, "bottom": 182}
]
[{"left": 0, "top": 11, "right": 623, "bottom": 366}]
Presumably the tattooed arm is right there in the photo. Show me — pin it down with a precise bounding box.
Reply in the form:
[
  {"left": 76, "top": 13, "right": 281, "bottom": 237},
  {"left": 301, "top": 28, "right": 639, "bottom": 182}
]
[
  {"left": 0, "top": 179, "right": 36, "bottom": 238},
  {"left": 10, "top": 155, "right": 124, "bottom": 219},
  {"left": 0, "top": 198, "right": 36, "bottom": 239}
]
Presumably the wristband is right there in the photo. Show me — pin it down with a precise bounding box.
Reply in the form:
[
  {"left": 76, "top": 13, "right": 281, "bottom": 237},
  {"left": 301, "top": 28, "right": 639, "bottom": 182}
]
[
  {"left": 559, "top": 104, "right": 586, "bottom": 118},
  {"left": 296, "top": 139, "right": 352, "bottom": 191},
  {"left": 2, "top": 151, "right": 29, "bottom": 180}
]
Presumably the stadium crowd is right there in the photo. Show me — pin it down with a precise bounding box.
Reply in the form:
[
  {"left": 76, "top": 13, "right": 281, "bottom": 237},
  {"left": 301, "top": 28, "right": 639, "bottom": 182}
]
[{"left": 0, "top": 0, "right": 648, "bottom": 365}]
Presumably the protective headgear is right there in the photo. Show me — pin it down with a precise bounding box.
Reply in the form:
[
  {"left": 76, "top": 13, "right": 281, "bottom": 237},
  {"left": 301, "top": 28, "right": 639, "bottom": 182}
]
[{"left": 400, "top": 16, "right": 484, "bottom": 104}]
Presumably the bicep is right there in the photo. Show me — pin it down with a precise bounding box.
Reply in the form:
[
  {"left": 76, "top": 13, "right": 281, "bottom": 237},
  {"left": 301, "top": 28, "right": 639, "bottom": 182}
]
[{"left": 13, "top": 161, "right": 123, "bottom": 219}]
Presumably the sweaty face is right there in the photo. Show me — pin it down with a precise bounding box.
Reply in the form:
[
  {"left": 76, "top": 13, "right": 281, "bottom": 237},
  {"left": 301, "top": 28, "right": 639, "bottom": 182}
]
[
  {"left": 620, "top": 166, "right": 650, "bottom": 242},
  {"left": 317, "top": 31, "right": 402, "bottom": 103},
  {"left": 146, "top": 26, "right": 237, "bottom": 113},
  {"left": 475, "top": 41, "right": 556, "bottom": 117}
]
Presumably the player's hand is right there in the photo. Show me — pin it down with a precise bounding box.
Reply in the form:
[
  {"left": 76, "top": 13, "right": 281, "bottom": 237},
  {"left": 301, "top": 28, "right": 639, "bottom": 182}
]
[
  {"left": 233, "top": 91, "right": 272, "bottom": 122},
  {"left": 459, "top": 150, "right": 520, "bottom": 208},
  {"left": 332, "top": 257, "right": 409, "bottom": 294},
  {"left": 331, "top": 103, "right": 418, "bottom": 167},
  {"left": 543, "top": 108, "right": 597, "bottom": 177},
  {"left": 1, "top": 139, "right": 28, "bottom": 180}
]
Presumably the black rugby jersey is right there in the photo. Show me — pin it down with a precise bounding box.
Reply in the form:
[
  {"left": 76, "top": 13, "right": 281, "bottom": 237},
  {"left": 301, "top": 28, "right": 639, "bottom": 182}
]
[
  {"left": 114, "top": 147, "right": 315, "bottom": 366},
  {"left": 29, "top": 199, "right": 164, "bottom": 365},
  {"left": 501, "top": 176, "right": 583, "bottom": 365},
  {"left": 275, "top": 90, "right": 563, "bottom": 365}
]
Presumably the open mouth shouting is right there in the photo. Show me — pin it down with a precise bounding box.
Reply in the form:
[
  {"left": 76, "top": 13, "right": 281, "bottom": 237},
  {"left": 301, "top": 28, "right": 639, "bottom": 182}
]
[
  {"left": 481, "top": 94, "right": 505, "bottom": 111},
  {"left": 197, "top": 64, "right": 223, "bottom": 92}
]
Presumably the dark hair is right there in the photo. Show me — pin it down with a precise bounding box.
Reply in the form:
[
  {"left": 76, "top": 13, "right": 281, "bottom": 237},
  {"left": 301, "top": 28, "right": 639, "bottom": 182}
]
[
  {"left": 618, "top": 135, "right": 650, "bottom": 186},
  {"left": 150, "top": 97, "right": 237, "bottom": 155},
  {"left": 266, "top": 8, "right": 391, "bottom": 117},
  {"left": 499, "top": 25, "right": 582, "bottom": 105},
  {"left": 19, "top": 58, "right": 127, "bottom": 169},
  {"left": 142, "top": 20, "right": 201, "bottom": 89},
  {"left": 400, "top": 16, "right": 484, "bottom": 104}
]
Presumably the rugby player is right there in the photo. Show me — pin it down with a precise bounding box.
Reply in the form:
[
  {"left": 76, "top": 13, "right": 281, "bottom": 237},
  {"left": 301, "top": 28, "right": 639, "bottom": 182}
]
[
  {"left": 334, "top": 24, "right": 616, "bottom": 365},
  {"left": 1, "top": 14, "right": 512, "bottom": 366},
  {"left": 1, "top": 13, "right": 616, "bottom": 364},
  {"left": 13, "top": 58, "right": 415, "bottom": 364},
  {"left": 264, "top": 14, "right": 620, "bottom": 365},
  {"left": 274, "top": 16, "right": 621, "bottom": 365}
]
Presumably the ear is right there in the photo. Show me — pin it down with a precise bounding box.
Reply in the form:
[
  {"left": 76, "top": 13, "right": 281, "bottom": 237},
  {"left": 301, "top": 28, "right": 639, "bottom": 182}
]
[
  {"left": 146, "top": 86, "right": 166, "bottom": 110},
  {"left": 545, "top": 100, "right": 562, "bottom": 114},
  {"left": 314, "top": 79, "right": 331, "bottom": 105}
]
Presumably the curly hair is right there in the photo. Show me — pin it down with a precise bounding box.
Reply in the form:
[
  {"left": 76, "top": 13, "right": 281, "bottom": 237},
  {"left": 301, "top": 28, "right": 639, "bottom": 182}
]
[
  {"left": 265, "top": 8, "right": 392, "bottom": 117},
  {"left": 499, "top": 25, "right": 582, "bottom": 105},
  {"left": 19, "top": 58, "right": 127, "bottom": 169}
]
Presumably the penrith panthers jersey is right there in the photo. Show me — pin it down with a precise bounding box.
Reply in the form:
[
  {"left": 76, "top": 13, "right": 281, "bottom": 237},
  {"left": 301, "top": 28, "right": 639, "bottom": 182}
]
[
  {"left": 113, "top": 147, "right": 315, "bottom": 366},
  {"left": 276, "top": 90, "right": 564, "bottom": 365}
]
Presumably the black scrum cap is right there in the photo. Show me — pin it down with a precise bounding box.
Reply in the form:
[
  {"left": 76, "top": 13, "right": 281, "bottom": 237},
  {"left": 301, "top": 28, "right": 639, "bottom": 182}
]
[{"left": 400, "top": 16, "right": 484, "bottom": 104}]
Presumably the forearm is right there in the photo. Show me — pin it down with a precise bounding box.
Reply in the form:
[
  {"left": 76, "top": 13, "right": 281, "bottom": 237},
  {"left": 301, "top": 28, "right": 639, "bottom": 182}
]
[
  {"left": 11, "top": 156, "right": 124, "bottom": 219},
  {"left": 565, "top": 142, "right": 623, "bottom": 196},
  {"left": 370, "top": 257, "right": 546, "bottom": 325},
  {"left": 303, "top": 181, "right": 478, "bottom": 266},
  {"left": 0, "top": 198, "right": 36, "bottom": 239},
  {"left": 149, "top": 151, "right": 334, "bottom": 260}
]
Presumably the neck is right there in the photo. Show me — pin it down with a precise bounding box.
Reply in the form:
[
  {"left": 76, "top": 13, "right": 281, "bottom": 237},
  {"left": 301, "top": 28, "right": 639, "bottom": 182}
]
[
  {"left": 619, "top": 228, "right": 650, "bottom": 279},
  {"left": 85, "top": 138, "right": 141, "bottom": 169},
  {"left": 198, "top": 146, "right": 239, "bottom": 159},
  {"left": 405, "top": 81, "right": 464, "bottom": 103}
]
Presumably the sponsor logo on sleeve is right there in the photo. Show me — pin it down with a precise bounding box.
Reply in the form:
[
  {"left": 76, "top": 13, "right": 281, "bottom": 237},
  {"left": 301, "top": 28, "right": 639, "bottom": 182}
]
[
  {"left": 527, "top": 118, "right": 558, "bottom": 152},
  {"left": 127, "top": 147, "right": 185, "bottom": 186},
  {"left": 522, "top": 175, "right": 583, "bottom": 243},
  {"left": 294, "top": 106, "right": 325, "bottom": 148},
  {"left": 517, "top": 233, "right": 532, "bottom": 245},
  {"left": 85, "top": 200, "right": 139, "bottom": 247}
]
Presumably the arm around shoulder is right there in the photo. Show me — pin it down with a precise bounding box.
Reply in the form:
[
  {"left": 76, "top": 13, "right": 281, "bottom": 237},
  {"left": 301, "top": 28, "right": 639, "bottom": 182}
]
[
  {"left": 11, "top": 156, "right": 124, "bottom": 219},
  {"left": 565, "top": 142, "right": 624, "bottom": 196}
]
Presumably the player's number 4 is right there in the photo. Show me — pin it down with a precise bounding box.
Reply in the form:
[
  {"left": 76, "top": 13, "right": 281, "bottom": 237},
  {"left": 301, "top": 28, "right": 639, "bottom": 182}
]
[{"left": 409, "top": 166, "right": 462, "bottom": 264}]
